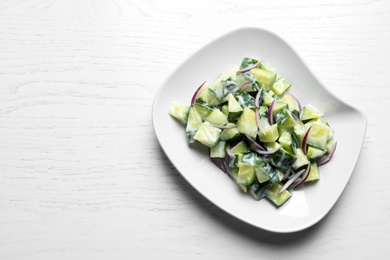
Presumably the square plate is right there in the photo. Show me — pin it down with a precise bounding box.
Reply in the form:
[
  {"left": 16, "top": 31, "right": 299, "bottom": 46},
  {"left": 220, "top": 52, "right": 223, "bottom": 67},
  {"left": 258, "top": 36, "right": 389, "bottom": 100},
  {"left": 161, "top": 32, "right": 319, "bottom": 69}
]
[{"left": 152, "top": 27, "right": 366, "bottom": 233}]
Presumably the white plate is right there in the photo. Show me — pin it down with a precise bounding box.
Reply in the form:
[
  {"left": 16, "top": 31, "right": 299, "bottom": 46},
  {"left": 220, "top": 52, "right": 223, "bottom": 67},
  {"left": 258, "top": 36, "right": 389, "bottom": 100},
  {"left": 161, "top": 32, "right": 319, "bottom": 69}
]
[{"left": 152, "top": 27, "right": 366, "bottom": 233}]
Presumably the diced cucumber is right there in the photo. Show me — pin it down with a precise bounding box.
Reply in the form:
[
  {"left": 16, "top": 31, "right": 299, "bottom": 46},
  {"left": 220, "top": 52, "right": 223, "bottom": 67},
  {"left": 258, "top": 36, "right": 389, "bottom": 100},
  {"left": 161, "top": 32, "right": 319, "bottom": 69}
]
[
  {"left": 254, "top": 158, "right": 273, "bottom": 183},
  {"left": 275, "top": 108, "right": 296, "bottom": 130},
  {"left": 293, "top": 123, "right": 305, "bottom": 143},
  {"left": 204, "top": 109, "right": 228, "bottom": 126},
  {"left": 237, "top": 165, "right": 256, "bottom": 185},
  {"left": 271, "top": 77, "right": 291, "bottom": 95},
  {"left": 278, "top": 131, "right": 293, "bottom": 154},
  {"left": 234, "top": 92, "right": 255, "bottom": 109},
  {"left": 238, "top": 152, "right": 257, "bottom": 167},
  {"left": 221, "top": 104, "right": 229, "bottom": 117},
  {"left": 169, "top": 101, "right": 190, "bottom": 124},
  {"left": 307, "top": 145, "right": 326, "bottom": 159},
  {"left": 265, "top": 183, "right": 292, "bottom": 207},
  {"left": 195, "top": 83, "right": 209, "bottom": 103},
  {"left": 236, "top": 73, "right": 258, "bottom": 92},
  {"left": 239, "top": 57, "right": 259, "bottom": 70},
  {"left": 326, "top": 138, "right": 334, "bottom": 153},
  {"left": 229, "top": 154, "right": 244, "bottom": 169},
  {"left": 210, "top": 140, "right": 226, "bottom": 158},
  {"left": 227, "top": 93, "right": 243, "bottom": 120},
  {"left": 272, "top": 101, "right": 288, "bottom": 116},
  {"left": 292, "top": 148, "right": 310, "bottom": 169},
  {"left": 307, "top": 121, "right": 329, "bottom": 150},
  {"left": 231, "top": 168, "right": 248, "bottom": 193},
  {"left": 250, "top": 68, "right": 277, "bottom": 91},
  {"left": 300, "top": 104, "right": 324, "bottom": 121},
  {"left": 193, "top": 103, "right": 212, "bottom": 119},
  {"left": 230, "top": 141, "right": 250, "bottom": 154},
  {"left": 281, "top": 94, "right": 300, "bottom": 113},
  {"left": 249, "top": 179, "right": 269, "bottom": 200},
  {"left": 236, "top": 108, "right": 258, "bottom": 139},
  {"left": 264, "top": 141, "right": 281, "bottom": 151},
  {"left": 260, "top": 62, "right": 275, "bottom": 72},
  {"left": 269, "top": 148, "right": 296, "bottom": 171},
  {"left": 306, "top": 162, "right": 320, "bottom": 182},
  {"left": 186, "top": 106, "right": 203, "bottom": 138},
  {"left": 193, "top": 122, "right": 222, "bottom": 148},
  {"left": 220, "top": 123, "right": 240, "bottom": 141},
  {"left": 258, "top": 124, "right": 279, "bottom": 142},
  {"left": 262, "top": 91, "right": 275, "bottom": 106},
  {"left": 258, "top": 106, "right": 268, "bottom": 117}
]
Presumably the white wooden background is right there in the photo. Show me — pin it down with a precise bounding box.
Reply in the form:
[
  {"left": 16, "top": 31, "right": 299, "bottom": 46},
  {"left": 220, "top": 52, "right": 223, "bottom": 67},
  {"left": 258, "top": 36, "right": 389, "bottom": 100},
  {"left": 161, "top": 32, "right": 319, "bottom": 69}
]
[{"left": 0, "top": 1, "right": 389, "bottom": 259}]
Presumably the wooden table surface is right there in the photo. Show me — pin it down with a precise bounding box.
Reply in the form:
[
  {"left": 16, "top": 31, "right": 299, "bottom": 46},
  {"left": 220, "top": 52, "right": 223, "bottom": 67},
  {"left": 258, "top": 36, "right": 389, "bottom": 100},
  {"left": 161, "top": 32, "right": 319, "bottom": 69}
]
[{"left": 0, "top": 1, "right": 389, "bottom": 259}]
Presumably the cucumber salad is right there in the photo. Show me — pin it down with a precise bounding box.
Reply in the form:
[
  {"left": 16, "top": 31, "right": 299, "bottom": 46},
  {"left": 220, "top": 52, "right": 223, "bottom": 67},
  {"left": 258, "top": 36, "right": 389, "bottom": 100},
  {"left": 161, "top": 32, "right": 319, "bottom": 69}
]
[{"left": 169, "top": 57, "right": 337, "bottom": 207}]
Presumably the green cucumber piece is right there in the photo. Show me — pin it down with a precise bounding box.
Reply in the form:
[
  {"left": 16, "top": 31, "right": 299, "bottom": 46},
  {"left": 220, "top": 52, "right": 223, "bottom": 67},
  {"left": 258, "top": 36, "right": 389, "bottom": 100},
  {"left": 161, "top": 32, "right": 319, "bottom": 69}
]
[
  {"left": 193, "top": 103, "right": 212, "bottom": 119},
  {"left": 307, "top": 121, "right": 329, "bottom": 150},
  {"left": 210, "top": 140, "right": 226, "bottom": 158},
  {"left": 230, "top": 141, "right": 250, "bottom": 154},
  {"left": 278, "top": 131, "right": 293, "bottom": 154},
  {"left": 237, "top": 165, "right": 256, "bottom": 185},
  {"left": 193, "top": 122, "right": 222, "bottom": 148},
  {"left": 186, "top": 106, "right": 203, "bottom": 139},
  {"left": 292, "top": 148, "right": 310, "bottom": 169},
  {"left": 269, "top": 148, "right": 296, "bottom": 171},
  {"left": 275, "top": 108, "right": 296, "bottom": 130},
  {"left": 271, "top": 77, "right": 291, "bottom": 95},
  {"left": 265, "top": 183, "right": 292, "bottom": 207},
  {"left": 227, "top": 93, "right": 243, "bottom": 120},
  {"left": 204, "top": 109, "right": 228, "bottom": 126},
  {"left": 250, "top": 68, "right": 277, "bottom": 91},
  {"left": 169, "top": 101, "right": 190, "bottom": 124},
  {"left": 236, "top": 108, "right": 258, "bottom": 139},
  {"left": 306, "top": 162, "right": 320, "bottom": 182},
  {"left": 307, "top": 145, "right": 326, "bottom": 159},
  {"left": 234, "top": 92, "right": 255, "bottom": 109},
  {"left": 220, "top": 123, "right": 240, "bottom": 141},
  {"left": 258, "top": 124, "right": 279, "bottom": 142},
  {"left": 300, "top": 104, "right": 324, "bottom": 121}
]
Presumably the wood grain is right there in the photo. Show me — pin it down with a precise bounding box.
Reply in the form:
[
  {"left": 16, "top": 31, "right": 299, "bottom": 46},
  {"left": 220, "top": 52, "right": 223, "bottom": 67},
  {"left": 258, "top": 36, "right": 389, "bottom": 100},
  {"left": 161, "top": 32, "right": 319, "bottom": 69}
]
[{"left": 0, "top": 0, "right": 389, "bottom": 259}]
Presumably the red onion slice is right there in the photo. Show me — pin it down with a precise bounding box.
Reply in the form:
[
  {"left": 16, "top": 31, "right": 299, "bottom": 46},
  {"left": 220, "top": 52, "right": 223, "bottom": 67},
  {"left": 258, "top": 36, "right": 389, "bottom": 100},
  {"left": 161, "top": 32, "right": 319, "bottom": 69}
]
[
  {"left": 255, "top": 87, "right": 263, "bottom": 109},
  {"left": 268, "top": 99, "right": 275, "bottom": 125},
  {"left": 293, "top": 164, "right": 311, "bottom": 189},
  {"left": 282, "top": 167, "right": 291, "bottom": 181},
  {"left": 191, "top": 81, "right": 206, "bottom": 105},
  {"left": 239, "top": 81, "right": 253, "bottom": 92},
  {"left": 245, "top": 134, "right": 265, "bottom": 151},
  {"left": 317, "top": 141, "right": 337, "bottom": 166},
  {"left": 236, "top": 62, "right": 260, "bottom": 74},
  {"left": 250, "top": 142, "right": 280, "bottom": 155},
  {"left": 278, "top": 168, "right": 306, "bottom": 194},
  {"left": 302, "top": 126, "right": 312, "bottom": 154}
]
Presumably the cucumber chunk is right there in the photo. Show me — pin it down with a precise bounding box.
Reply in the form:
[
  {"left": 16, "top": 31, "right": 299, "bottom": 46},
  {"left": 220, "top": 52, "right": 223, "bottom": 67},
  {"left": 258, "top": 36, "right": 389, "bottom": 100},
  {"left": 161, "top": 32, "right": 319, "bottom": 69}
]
[
  {"left": 193, "top": 122, "right": 222, "bottom": 148},
  {"left": 250, "top": 68, "right": 277, "bottom": 91},
  {"left": 306, "top": 162, "right": 320, "bottom": 182},
  {"left": 265, "top": 183, "right": 292, "bottom": 207},
  {"left": 210, "top": 140, "right": 226, "bottom": 158},
  {"left": 204, "top": 109, "right": 228, "bottom": 126},
  {"left": 186, "top": 106, "right": 203, "bottom": 140},
  {"left": 271, "top": 77, "right": 291, "bottom": 95},
  {"left": 230, "top": 141, "right": 250, "bottom": 154},
  {"left": 236, "top": 108, "right": 258, "bottom": 139},
  {"left": 300, "top": 104, "right": 324, "bottom": 121},
  {"left": 169, "top": 101, "right": 190, "bottom": 124}
]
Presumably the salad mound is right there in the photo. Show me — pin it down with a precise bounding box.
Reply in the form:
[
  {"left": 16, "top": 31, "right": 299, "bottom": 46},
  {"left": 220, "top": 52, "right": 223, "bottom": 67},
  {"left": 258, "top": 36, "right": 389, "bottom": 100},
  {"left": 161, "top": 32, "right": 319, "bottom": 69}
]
[{"left": 169, "top": 57, "right": 337, "bottom": 207}]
